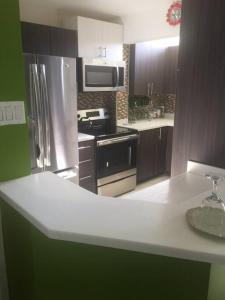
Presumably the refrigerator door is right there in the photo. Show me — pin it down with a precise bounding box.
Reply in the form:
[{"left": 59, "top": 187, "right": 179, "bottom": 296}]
[
  {"left": 37, "top": 55, "right": 78, "bottom": 173},
  {"left": 24, "top": 53, "right": 45, "bottom": 173}
]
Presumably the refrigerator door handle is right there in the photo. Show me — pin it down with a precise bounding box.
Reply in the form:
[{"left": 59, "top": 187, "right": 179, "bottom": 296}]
[
  {"left": 40, "top": 64, "right": 51, "bottom": 167},
  {"left": 30, "top": 64, "right": 44, "bottom": 169}
]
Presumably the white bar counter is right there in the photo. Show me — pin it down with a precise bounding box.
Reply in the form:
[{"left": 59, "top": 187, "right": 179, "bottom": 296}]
[{"left": 1, "top": 162, "right": 225, "bottom": 265}]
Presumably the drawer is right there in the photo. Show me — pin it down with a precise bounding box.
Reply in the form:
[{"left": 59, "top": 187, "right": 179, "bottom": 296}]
[
  {"left": 79, "top": 175, "right": 96, "bottom": 193},
  {"left": 79, "top": 146, "right": 93, "bottom": 162},
  {"left": 78, "top": 139, "right": 96, "bottom": 194},
  {"left": 79, "top": 160, "right": 95, "bottom": 179},
  {"left": 78, "top": 140, "right": 95, "bottom": 163}
]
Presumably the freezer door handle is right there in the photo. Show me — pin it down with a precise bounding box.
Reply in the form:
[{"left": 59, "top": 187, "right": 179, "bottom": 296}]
[
  {"left": 40, "top": 64, "right": 51, "bottom": 167},
  {"left": 30, "top": 64, "right": 44, "bottom": 169}
]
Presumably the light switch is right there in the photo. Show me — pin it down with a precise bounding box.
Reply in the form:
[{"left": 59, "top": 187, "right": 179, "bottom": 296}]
[
  {"left": 5, "top": 106, "right": 13, "bottom": 121},
  {"left": 0, "top": 101, "right": 26, "bottom": 126},
  {"left": 0, "top": 108, "right": 3, "bottom": 121},
  {"left": 14, "top": 103, "right": 24, "bottom": 121}
]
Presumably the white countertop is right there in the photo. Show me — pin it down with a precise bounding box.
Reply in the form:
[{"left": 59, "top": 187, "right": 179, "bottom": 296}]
[
  {"left": 78, "top": 132, "right": 95, "bottom": 142},
  {"left": 117, "top": 115, "right": 174, "bottom": 131},
  {"left": 1, "top": 162, "right": 225, "bottom": 265}
]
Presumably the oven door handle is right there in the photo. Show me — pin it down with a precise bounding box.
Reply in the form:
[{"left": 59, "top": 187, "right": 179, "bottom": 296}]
[{"left": 97, "top": 134, "right": 138, "bottom": 147}]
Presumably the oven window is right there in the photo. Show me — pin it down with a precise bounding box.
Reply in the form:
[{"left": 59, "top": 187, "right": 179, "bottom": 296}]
[
  {"left": 97, "top": 140, "right": 137, "bottom": 178},
  {"left": 85, "top": 65, "right": 116, "bottom": 87}
]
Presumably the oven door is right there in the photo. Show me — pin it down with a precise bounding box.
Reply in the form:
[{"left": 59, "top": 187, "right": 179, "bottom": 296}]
[{"left": 96, "top": 135, "right": 138, "bottom": 179}]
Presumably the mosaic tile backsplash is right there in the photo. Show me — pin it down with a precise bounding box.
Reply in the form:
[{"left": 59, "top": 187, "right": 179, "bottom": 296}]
[
  {"left": 77, "top": 91, "right": 117, "bottom": 126},
  {"left": 77, "top": 44, "right": 176, "bottom": 122},
  {"left": 116, "top": 44, "right": 130, "bottom": 120}
]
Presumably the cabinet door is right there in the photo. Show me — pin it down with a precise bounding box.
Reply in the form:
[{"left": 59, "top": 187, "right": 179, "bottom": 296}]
[
  {"left": 50, "top": 27, "right": 78, "bottom": 58},
  {"left": 163, "top": 46, "right": 179, "bottom": 94},
  {"left": 166, "top": 127, "right": 173, "bottom": 175},
  {"left": 77, "top": 16, "right": 123, "bottom": 60},
  {"left": 21, "top": 22, "right": 51, "bottom": 55},
  {"left": 137, "top": 127, "right": 168, "bottom": 183},
  {"left": 137, "top": 128, "right": 159, "bottom": 183},
  {"left": 102, "top": 22, "right": 123, "bottom": 60},
  {"left": 130, "top": 43, "right": 178, "bottom": 96},
  {"left": 78, "top": 16, "right": 104, "bottom": 58},
  {"left": 157, "top": 127, "right": 168, "bottom": 175}
]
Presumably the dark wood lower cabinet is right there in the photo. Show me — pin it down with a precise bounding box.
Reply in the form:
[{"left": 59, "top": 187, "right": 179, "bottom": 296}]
[
  {"left": 78, "top": 140, "right": 96, "bottom": 193},
  {"left": 137, "top": 127, "right": 172, "bottom": 183},
  {"left": 166, "top": 127, "right": 174, "bottom": 175}
]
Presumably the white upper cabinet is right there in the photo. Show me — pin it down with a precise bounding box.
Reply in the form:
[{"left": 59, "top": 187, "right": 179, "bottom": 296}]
[{"left": 62, "top": 16, "right": 124, "bottom": 61}]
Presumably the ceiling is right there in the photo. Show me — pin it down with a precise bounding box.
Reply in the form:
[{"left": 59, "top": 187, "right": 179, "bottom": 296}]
[{"left": 19, "top": 0, "right": 165, "bottom": 20}]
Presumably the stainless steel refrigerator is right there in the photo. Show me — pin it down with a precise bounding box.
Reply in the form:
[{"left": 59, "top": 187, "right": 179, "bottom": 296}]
[{"left": 24, "top": 54, "right": 79, "bottom": 183}]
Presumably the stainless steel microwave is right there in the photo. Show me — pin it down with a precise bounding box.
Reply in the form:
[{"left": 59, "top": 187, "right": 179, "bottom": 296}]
[{"left": 77, "top": 58, "right": 126, "bottom": 92}]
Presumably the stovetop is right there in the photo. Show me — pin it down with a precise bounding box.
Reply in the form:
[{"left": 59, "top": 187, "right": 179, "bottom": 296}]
[
  {"left": 78, "top": 125, "right": 137, "bottom": 140},
  {"left": 77, "top": 108, "right": 138, "bottom": 140}
]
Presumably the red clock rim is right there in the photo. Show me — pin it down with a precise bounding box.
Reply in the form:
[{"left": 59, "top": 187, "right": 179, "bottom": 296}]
[{"left": 167, "top": 1, "right": 182, "bottom": 26}]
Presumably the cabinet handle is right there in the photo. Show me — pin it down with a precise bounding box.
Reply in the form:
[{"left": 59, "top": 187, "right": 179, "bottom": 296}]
[
  {"left": 80, "top": 175, "right": 92, "bottom": 181},
  {"left": 79, "top": 159, "right": 92, "bottom": 164},
  {"left": 147, "top": 83, "right": 150, "bottom": 97},
  {"left": 78, "top": 146, "right": 92, "bottom": 150},
  {"left": 151, "top": 82, "right": 154, "bottom": 96},
  {"left": 104, "top": 47, "right": 107, "bottom": 58},
  {"left": 159, "top": 128, "right": 162, "bottom": 140}
]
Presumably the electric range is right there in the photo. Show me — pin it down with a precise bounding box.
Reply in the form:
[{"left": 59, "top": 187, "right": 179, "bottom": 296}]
[{"left": 78, "top": 108, "right": 138, "bottom": 197}]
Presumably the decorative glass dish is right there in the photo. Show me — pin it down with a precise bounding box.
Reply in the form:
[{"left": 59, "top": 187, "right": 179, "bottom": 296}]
[{"left": 186, "top": 174, "right": 225, "bottom": 238}]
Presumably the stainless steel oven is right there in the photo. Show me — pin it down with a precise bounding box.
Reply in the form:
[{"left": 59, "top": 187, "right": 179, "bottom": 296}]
[
  {"left": 78, "top": 58, "right": 125, "bottom": 92},
  {"left": 78, "top": 108, "right": 138, "bottom": 197},
  {"left": 97, "top": 134, "right": 138, "bottom": 197}
]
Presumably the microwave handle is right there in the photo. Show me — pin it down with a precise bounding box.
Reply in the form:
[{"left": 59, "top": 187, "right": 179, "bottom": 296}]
[
  {"left": 113, "top": 67, "right": 118, "bottom": 87},
  {"left": 116, "top": 66, "right": 119, "bottom": 87}
]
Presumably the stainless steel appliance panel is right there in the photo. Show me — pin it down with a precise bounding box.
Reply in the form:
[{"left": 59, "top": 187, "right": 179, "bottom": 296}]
[
  {"left": 98, "top": 175, "right": 136, "bottom": 197},
  {"left": 24, "top": 53, "right": 44, "bottom": 173},
  {"left": 24, "top": 54, "right": 78, "bottom": 174},
  {"left": 79, "top": 58, "right": 126, "bottom": 92},
  {"left": 36, "top": 55, "right": 78, "bottom": 172},
  {"left": 97, "top": 168, "right": 136, "bottom": 186}
]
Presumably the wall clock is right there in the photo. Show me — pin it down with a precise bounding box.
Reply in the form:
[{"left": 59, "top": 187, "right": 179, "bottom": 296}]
[{"left": 166, "top": 1, "right": 182, "bottom": 26}]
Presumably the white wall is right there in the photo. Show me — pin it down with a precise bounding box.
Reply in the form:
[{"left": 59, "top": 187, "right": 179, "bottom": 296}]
[
  {"left": 19, "top": 0, "right": 179, "bottom": 43},
  {"left": 122, "top": 0, "right": 180, "bottom": 43},
  {"left": 19, "top": 0, "right": 60, "bottom": 26}
]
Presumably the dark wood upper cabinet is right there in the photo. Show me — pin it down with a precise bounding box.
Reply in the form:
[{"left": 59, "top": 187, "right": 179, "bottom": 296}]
[
  {"left": 21, "top": 22, "right": 51, "bottom": 55},
  {"left": 129, "top": 43, "right": 179, "bottom": 96},
  {"left": 50, "top": 27, "right": 78, "bottom": 58},
  {"left": 163, "top": 46, "right": 179, "bottom": 94},
  {"left": 21, "top": 22, "right": 78, "bottom": 58},
  {"left": 171, "top": 0, "right": 225, "bottom": 176}
]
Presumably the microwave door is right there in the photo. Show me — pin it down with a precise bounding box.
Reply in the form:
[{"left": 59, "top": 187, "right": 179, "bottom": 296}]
[{"left": 84, "top": 65, "right": 117, "bottom": 91}]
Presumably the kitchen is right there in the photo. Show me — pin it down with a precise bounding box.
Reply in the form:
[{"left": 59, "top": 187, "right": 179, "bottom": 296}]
[
  {"left": 19, "top": 12, "right": 178, "bottom": 197},
  {"left": 1, "top": 3, "right": 224, "bottom": 299}
]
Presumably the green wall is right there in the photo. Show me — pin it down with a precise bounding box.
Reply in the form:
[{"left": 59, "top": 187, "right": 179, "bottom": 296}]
[
  {"left": 1, "top": 201, "right": 210, "bottom": 300},
  {"left": 0, "top": 0, "right": 30, "bottom": 181}
]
